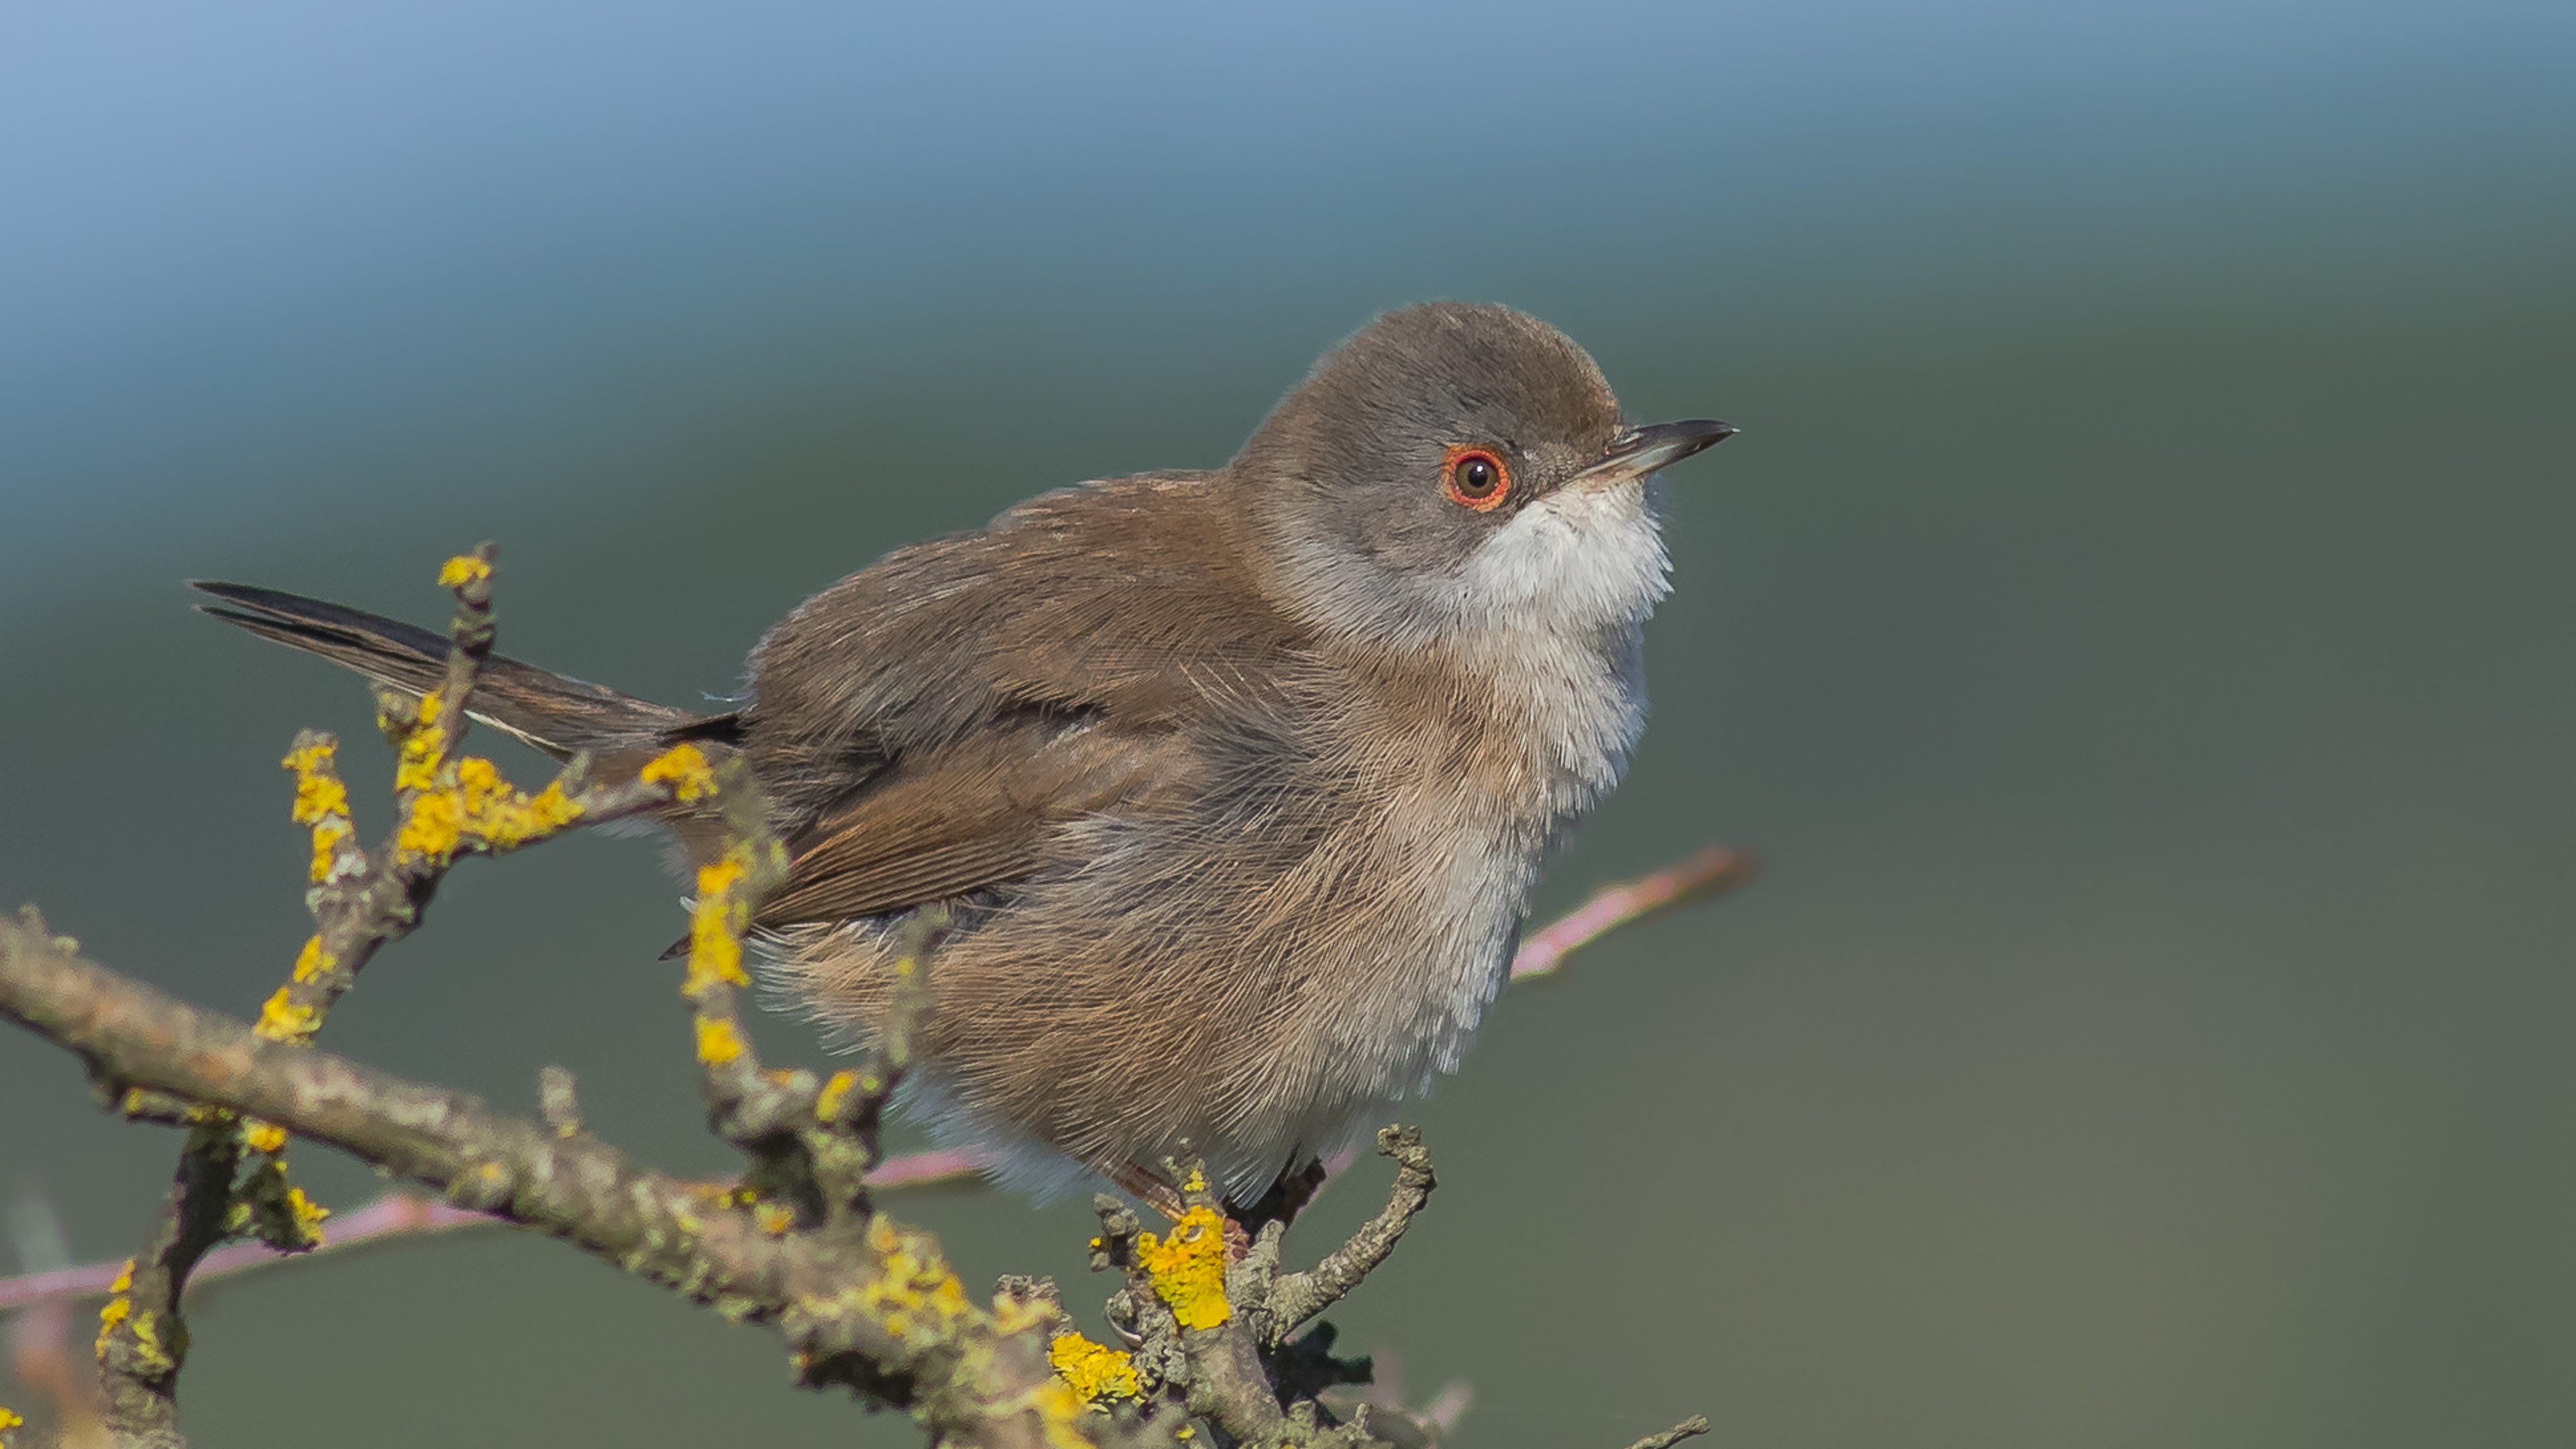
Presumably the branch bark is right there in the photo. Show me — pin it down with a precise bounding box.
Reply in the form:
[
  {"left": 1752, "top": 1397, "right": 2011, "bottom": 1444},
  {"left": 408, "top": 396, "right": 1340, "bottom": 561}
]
[
  {"left": 1266, "top": 1126, "right": 1437, "bottom": 1344},
  {"left": 1, "top": 545, "right": 1753, "bottom": 1449},
  {"left": 3, "top": 844, "right": 1752, "bottom": 1318},
  {"left": 0, "top": 910, "right": 1121, "bottom": 1449}
]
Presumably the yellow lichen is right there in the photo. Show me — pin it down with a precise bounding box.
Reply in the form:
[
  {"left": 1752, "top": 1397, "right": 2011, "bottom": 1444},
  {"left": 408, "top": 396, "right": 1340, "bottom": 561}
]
[
  {"left": 108, "top": 1260, "right": 133, "bottom": 1295},
  {"left": 754, "top": 1201, "right": 796, "bottom": 1236},
  {"left": 991, "top": 1290, "right": 1057, "bottom": 1338},
  {"left": 684, "top": 853, "right": 752, "bottom": 992},
  {"left": 282, "top": 739, "right": 346, "bottom": 816},
  {"left": 284, "top": 1186, "right": 330, "bottom": 1244},
  {"left": 395, "top": 788, "right": 464, "bottom": 861},
  {"left": 695, "top": 853, "right": 745, "bottom": 901},
  {"left": 456, "top": 755, "right": 504, "bottom": 807},
  {"left": 94, "top": 1295, "right": 129, "bottom": 1358},
  {"left": 639, "top": 742, "right": 718, "bottom": 802},
  {"left": 127, "top": 1309, "right": 172, "bottom": 1373},
  {"left": 457, "top": 760, "right": 584, "bottom": 848},
  {"left": 1048, "top": 1332, "right": 1140, "bottom": 1402},
  {"left": 242, "top": 1120, "right": 288, "bottom": 1154},
  {"left": 1028, "top": 1379, "right": 1099, "bottom": 1449},
  {"left": 392, "top": 690, "right": 447, "bottom": 792},
  {"left": 437, "top": 553, "right": 493, "bottom": 588},
  {"left": 393, "top": 755, "right": 586, "bottom": 865},
  {"left": 0, "top": 1404, "right": 24, "bottom": 1433},
  {"left": 695, "top": 1016, "right": 745, "bottom": 1065},
  {"left": 291, "top": 935, "right": 334, "bottom": 983},
  {"left": 853, "top": 1218, "right": 973, "bottom": 1342},
  {"left": 253, "top": 987, "right": 320, "bottom": 1044},
  {"left": 305, "top": 818, "right": 350, "bottom": 881},
  {"left": 504, "top": 778, "right": 584, "bottom": 843},
  {"left": 814, "top": 1069, "right": 858, "bottom": 1123},
  {"left": 284, "top": 739, "right": 357, "bottom": 879},
  {"left": 1135, "top": 1204, "right": 1231, "bottom": 1330}
]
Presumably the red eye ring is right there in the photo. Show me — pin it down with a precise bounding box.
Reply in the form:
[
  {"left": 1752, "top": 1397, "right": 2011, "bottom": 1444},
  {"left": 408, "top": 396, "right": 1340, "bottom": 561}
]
[{"left": 1441, "top": 445, "right": 1511, "bottom": 512}]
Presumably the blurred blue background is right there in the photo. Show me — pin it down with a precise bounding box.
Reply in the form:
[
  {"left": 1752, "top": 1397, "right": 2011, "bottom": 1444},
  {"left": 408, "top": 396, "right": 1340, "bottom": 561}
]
[{"left": 4, "top": 2, "right": 2573, "bottom": 1445}]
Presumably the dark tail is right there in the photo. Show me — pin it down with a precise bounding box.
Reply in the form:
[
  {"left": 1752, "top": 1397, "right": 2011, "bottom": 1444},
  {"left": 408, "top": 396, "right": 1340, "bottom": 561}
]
[{"left": 191, "top": 581, "right": 727, "bottom": 761}]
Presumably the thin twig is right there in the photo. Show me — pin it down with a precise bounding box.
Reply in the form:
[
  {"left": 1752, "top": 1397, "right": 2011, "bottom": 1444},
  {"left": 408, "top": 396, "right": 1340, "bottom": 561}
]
[
  {"left": 85, "top": 543, "right": 625, "bottom": 1446},
  {"left": 1511, "top": 846, "right": 1756, "bottom": 981},
  {"left": 0, "top": 916, "right": 1124, "bottom": 1449},
  {"left": 0, "top": 834, "right": 1744, "bottom": 1316},
  {"left": 1265, "top": 1126, "right": 1436, "bottom": 1342},
  {"left": 7, "top": 1198, "right": 105, "bottom": 1448},
  {"left": 1617, "top": 1415, "right": 1711, "bottom": 1449},
  {"left": 0, "top": 1146, "right": 996, "bottom": 1313},
  {"left": 0, "top": 1195, "right": 485, "bottom": 1313},
  {"left": 2, "top": 544, "right": 1742, "bottom": 1449}
]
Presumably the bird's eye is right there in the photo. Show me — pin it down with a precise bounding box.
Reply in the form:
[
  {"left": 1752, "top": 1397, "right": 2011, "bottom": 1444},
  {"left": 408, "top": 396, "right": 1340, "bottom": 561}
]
[{"left": 1442, "top": 447, "right": 1511, "bottom": 512}]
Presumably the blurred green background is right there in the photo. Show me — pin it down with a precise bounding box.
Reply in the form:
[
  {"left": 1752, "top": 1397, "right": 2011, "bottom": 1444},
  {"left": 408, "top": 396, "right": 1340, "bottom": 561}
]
[{"left": 4, "top": 2, "right": 2573, "bottom": 1445}]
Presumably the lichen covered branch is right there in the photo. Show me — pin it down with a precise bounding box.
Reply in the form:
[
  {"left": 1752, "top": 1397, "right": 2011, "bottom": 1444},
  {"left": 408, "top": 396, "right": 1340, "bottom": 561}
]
[
  {"left": 1266, "top": 1125, "right": 1437, "bottom": 1343},
  {"left": 0, "top": 1147, "right": 999, "bottom": 1318},
  {"left": 82, "top": 544, "right": 688, "bottom": 1444},
  {"left": 1617, "top": 1414, "right": 1711, "bottom": 1449},
  {"left": 0, "top": 544, "right": 1732, "bottom": 1449},
  {"left": 1055, "top": 1142, "right": 1460, "bottom": 1449},
  {"left": 1, "top": 829, "right": 1739, "bottom": 1320},
  {"left": 0, "top": 914, "right": 1111, "bottom": 1449}
]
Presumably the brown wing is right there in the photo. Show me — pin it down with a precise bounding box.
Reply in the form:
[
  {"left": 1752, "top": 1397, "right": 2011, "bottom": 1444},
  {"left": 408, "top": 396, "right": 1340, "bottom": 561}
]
[
  {"left": 737, "top": 472, "right": 1299, "bottom": 930},
  {"left": 741, "top": 475, "right": 1300, "bottom": 823},
  {"left": 752, "top": 713, "right": 1174, "bottom": 929}
]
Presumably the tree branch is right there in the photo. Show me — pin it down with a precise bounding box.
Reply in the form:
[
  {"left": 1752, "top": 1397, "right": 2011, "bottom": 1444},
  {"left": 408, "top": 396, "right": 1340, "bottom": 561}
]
[
  {"left": 1510, "top": 846, "right": 1756, "bottom": 982},
  {"left": 1618, "top": 1415, "right": 1711, "bottom": 1449},
  {"left": 1, "top": 545, "right": 1752, "bottom": 1448},
  {"left": 0, "top": 912, "right": 1124, "bottom": 1449},
  {"left": 0, "top": 837, "right": 1751, "bottom": 1318},
  {"left": 1266, "top": 1126, "right": 1436, "bottom": 1344}
]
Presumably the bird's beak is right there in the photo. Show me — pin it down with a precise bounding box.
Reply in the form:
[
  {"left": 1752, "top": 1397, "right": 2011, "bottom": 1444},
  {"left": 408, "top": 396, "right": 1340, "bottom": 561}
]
[{"left": 1574, "top": 419, "right": 1737, "bottom": 487}]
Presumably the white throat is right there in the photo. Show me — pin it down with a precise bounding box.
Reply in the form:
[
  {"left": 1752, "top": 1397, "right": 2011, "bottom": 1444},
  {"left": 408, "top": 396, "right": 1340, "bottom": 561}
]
[
  {"left": 1449, "top": 476, "right": 1670, "bottom": 639},
  {"left": 1444, "top": 474, "right": 1670, "bottom": 814}
]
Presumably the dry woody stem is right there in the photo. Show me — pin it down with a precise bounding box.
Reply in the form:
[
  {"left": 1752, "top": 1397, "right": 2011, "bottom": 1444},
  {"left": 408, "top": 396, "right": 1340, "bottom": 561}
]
[{"left": 0, "top": 545, "right": 1746, "bottom": 1449}]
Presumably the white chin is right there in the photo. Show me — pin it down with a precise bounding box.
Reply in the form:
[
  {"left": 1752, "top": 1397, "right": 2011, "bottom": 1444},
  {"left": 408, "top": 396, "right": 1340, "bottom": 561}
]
[{"left": 1452, "top": 478, "right": 1670, "bottom": 635}]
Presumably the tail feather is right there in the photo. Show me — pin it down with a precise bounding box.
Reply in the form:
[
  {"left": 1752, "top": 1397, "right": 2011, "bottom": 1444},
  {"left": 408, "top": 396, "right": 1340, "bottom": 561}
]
[{"left": 191, "top": 580, "right": 710, "bottom": 760}]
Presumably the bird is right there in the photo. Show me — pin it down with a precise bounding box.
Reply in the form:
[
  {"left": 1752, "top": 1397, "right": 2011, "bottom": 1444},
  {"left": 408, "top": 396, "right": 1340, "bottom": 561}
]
[{"left": 193, "top": 301, "right": 1734, "bottom": 1220}]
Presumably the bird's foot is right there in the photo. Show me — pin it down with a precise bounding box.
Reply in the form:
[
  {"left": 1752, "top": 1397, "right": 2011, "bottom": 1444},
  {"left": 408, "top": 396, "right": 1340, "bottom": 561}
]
[
  {"left": 1110, "top": 1159, "right": 1256, "bottom": 1258},
  {"left": 1108, "top": 1159, "right": 1189, "bottom": 1220}
]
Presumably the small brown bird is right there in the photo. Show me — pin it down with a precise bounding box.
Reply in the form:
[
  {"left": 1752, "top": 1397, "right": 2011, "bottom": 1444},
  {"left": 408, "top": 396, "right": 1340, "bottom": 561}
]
[{"left": 195, "top": 302, "right": 1733, "bottom": 1215}]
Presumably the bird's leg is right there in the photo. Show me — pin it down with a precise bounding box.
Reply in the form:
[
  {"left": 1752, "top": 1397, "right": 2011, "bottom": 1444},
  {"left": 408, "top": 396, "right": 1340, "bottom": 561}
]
[
  {"left": 1114, "top": 1157, "right": 1263, "bottom": 1258},
  {"left": 1108, "top": 1158, "right": 1190, "bottom": 1223},
  {"left": 1232, "top": 1156, "right": 1331, "bottom": 1237}
]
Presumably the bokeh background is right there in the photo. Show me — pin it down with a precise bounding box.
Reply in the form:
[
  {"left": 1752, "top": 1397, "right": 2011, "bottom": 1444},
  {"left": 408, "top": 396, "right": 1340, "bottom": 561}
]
[{"left": 4, "top": 2, "right": 2572, "bottom": 1444}]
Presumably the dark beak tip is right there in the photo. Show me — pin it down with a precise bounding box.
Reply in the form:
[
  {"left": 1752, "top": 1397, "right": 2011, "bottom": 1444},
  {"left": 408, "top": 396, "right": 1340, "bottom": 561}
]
[
  {"left": 1578, "top": 418, "right": 1739, "bottom": 482},
  {"left": 1632, "top": 418, "right": 1738, "bottom": 468}
]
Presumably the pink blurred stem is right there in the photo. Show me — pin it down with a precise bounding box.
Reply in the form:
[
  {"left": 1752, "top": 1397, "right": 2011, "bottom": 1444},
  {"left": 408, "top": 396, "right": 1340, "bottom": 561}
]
[
  {"left": 0, "top": 1147, "right": 993, "bottom": 1311},
  {"left": 1509, "top": 845, "right": 1756, "bottom": 981}
]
